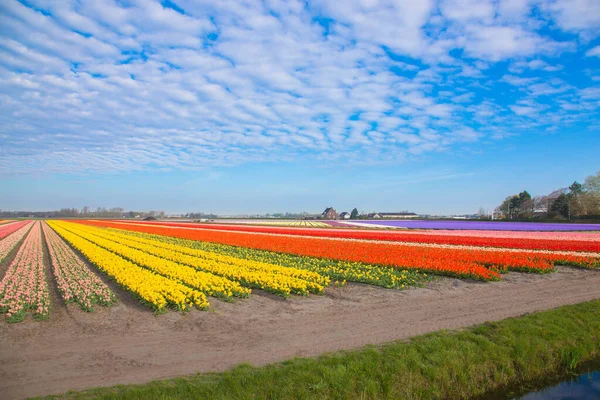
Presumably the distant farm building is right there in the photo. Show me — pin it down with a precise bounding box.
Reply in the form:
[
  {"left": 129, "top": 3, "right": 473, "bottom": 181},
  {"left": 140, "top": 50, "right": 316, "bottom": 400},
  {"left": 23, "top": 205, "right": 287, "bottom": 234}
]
[
  {"left": 339, "top": 212, "right": 351, "bottom": 219},
  {"left": 322, "top": 207, "right": 338, "bottom": 219},
  {"left": 367, "top": 212, "right": 418, "bottom": 219}
]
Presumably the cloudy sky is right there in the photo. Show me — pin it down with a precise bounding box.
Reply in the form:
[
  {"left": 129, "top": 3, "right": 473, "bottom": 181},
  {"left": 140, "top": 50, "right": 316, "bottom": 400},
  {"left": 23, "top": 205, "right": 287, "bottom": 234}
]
[{"left": 1, "top": 0, "right": 599, "bottom": 214}]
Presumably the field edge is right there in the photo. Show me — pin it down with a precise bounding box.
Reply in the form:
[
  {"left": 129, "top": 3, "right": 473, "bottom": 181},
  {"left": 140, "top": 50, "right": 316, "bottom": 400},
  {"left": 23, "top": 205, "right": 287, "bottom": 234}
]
[{"left": 36, "top": 299, "right": 600, "bottom": 400}]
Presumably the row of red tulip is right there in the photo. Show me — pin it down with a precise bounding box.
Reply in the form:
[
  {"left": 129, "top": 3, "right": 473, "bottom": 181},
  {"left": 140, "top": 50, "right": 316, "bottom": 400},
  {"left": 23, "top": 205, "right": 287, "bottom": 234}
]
[
  {"left": 115, "top": 220, "right": 600, "bottom": 252},
  {"left": 78, "top": 220, "right": 600, "bottom": 281}
]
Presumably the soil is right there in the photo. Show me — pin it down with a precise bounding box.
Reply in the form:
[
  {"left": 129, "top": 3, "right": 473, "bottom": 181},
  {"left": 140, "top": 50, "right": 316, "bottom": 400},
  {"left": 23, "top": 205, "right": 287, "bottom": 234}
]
[{"left": 1, "top": 266, "right": 600, "bottom": 399}]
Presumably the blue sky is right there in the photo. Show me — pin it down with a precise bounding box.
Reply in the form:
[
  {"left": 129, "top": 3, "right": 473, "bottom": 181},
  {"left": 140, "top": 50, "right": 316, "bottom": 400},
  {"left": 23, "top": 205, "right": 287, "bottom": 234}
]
[{"left": 0, "top": 0, "right": 599, "bottom": 215}]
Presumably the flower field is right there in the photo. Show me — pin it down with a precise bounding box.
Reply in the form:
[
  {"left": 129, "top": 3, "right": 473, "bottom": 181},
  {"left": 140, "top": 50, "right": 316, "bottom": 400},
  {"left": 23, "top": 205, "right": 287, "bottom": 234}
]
[
  {"left": 0, "top": 222, "right": 50, "bottom": 322},
  {"left": 338, "top": 219, "right": 600, "bottom": 231},
  {"left": 49, "top": 220, "right": 426, "bottom": 305},
  {"left": 0, "top": 218, "right": 598, "bottom": 321},
  {"left": 73, "top": 220, "right": 600, "bottom": 280},
  {"left": 48, "top": 221, "right": 209, "bottom": 312},
  {"left": 219, "top": 219, "right": 333, "bottom": 227},
  {"left": 112, "top": 220, "right": 600, "bottom": 252},
  {"left": 0, "top": 221, "right": 34, "bottom": 263},
  {"left": 0, "top": 221, "right": 118, "bottom": 322},
  {"left": 0, "top": 220, "right": 32, "bottom": 241},
  {"left": 99, "top": 227, "right": 425, "bottom": 289},
  {"left": 42, "top": 222, "right": 115, "bottom": 311}
]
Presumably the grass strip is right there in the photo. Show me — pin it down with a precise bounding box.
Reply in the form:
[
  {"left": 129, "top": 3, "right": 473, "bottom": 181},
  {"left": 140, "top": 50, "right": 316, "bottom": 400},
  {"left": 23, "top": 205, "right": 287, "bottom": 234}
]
[{"left": 38, "top": 299, "right": 600, "bottom": 399}]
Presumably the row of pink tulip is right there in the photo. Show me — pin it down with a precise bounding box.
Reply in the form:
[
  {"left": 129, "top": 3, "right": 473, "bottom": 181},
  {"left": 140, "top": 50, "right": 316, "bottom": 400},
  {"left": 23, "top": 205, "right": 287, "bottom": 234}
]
[
  {"left": 0, "top": 220, "right": 31, "bottom": 240},
  {"left": 0, "top": 221, "right": 34, "bottom": 264},
  {"left": 42, "top": 223, "right": 114, "bottom": 311},
  {"left": 0, "top": 222, "right": 50, "bottom": 322}
]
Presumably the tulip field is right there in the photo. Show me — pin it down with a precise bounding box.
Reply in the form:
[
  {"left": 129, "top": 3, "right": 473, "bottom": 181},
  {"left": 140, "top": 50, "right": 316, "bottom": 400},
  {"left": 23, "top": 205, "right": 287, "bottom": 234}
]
[
  {"left": 0, "top": 219, "right": 599, "bottom": 322},
  {"left": 221, "top": 219, "right": 332, "bottom": 227}
]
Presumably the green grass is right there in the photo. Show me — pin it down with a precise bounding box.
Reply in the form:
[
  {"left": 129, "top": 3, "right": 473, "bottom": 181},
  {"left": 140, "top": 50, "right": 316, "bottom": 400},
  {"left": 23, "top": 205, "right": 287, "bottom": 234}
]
[{"left": 39, "top": 300, "right": 600, "bottom": 400}]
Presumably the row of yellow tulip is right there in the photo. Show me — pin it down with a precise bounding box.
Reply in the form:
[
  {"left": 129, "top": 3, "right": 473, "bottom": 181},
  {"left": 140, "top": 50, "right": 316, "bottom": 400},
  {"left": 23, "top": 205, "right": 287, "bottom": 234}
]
[
  {"left": 48, "top": 221, "right": 209, "bottom": 311},
  {"left": 55, "top": 221, "right": 250, "bottom": 301},
  {"left": 91, "top": 225, "right": 328, "bottom": 287},
  {"left": 103, "top": 226, "right": 427, "bottom": 289},
  {"left": 58, "top": 221, "right": 326, "bottom": 297}
]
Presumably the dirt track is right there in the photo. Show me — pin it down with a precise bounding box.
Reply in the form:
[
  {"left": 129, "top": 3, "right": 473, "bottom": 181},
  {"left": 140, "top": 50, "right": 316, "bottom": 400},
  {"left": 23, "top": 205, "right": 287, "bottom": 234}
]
[{"left": 1, "top": 267, "right": 599, "bottom": 399}]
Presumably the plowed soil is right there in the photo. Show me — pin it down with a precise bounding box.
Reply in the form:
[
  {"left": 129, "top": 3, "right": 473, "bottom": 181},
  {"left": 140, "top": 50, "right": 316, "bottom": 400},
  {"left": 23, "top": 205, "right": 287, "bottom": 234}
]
[{"left": 1, "top": 266, "right": 600, "bottom": 399}]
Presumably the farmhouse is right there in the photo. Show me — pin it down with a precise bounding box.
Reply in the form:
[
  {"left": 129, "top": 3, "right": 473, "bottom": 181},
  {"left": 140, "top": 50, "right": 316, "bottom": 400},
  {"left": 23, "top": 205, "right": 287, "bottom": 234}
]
[
  {"left": 339, "top": 212, "right": 350, "bottom": 219},
  {"left": 321, "top": 207, "right": 338, "bottom": 219}
]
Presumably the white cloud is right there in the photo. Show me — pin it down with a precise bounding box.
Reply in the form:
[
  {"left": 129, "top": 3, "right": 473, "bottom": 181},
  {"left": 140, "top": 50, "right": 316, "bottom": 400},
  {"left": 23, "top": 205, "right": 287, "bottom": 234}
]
[
  {"left": 546, "top": 0, "right": 600, "bottom": 33},
  {"left": 586, "top": 45, "right": 600, "bottom": 57},
  {"left": 461, "top": 25, "right": 571, "bottom": 61},
  {"left": 312, "top": 0, "right": 435, "bottom": 56},
  {"left": 440, "top": 0, "right": 495, "bottom": 23},
  {"left": 0, "top": 0, "right": 597, "bottom": 175}
]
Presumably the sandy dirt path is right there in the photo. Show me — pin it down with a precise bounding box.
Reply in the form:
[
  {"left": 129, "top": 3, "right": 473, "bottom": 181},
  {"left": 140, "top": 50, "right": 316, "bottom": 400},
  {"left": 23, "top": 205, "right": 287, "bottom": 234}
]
[{"left": 1, "top": 267, "right": 600, "bottom": 399}]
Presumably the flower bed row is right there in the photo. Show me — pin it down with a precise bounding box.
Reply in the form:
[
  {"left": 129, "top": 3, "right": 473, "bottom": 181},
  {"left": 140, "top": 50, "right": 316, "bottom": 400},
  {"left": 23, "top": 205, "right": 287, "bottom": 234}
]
[
  {"left": 55, "top": 221, "right": 252, "bottom": 300},
  {"left": 0, "top": 222, "right": 50, "bottom": 322},
  {"left": 56, "top": 221, "right": 327, "bottom": 298},
  {"left": 107, "top": 220, "right": 600, "bottom": 253},
  {"left": 0, "top": 221, "right": 34, "bottom": 264},
  {"left": 104, "top": 227, "right": 428, "bottom": 290},
  {"left": 0, "top": 220, "right": 32, "bottom": 240},
  {"left": 81, "top": 220, "right": 600, "bottom": 279},
  {"left": 87, "top": 225, "right": 329, "bottom": 287},
  {"left": 48, "top": 221, "right": 209, "bottom": 312},
  {"left": 42, "top": 222, "right": 115, "bottom": 311}
]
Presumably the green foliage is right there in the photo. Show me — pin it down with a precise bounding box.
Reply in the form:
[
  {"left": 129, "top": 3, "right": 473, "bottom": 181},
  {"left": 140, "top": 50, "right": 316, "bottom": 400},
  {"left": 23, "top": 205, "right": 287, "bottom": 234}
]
[
  {"left": 497, "top": 171, "right": 600, "bottom": 219},
  {"left": 569, "top": 181, "right": 583, "bottom": 196},
  {"left": 551, "top": 193, "right": 570, "bottom": 219},
  {"left": 584, "top": 171, "right": 600, "bottom": 195},
  {"left": 499, "top": 190, "right": 533, "bottom": 219},
  {"left": 40, "top": 300, "right": 600, "bottom": 400},
  {"left": 350, "top": 208, "right": 359, "bottom": 219}
]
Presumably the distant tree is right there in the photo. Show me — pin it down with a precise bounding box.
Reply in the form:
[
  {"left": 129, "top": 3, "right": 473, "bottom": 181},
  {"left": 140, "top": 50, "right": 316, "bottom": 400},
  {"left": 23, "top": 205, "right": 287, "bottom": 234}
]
[
  {"left": 581, "top": 192, "right": 600, "bottom": 215},
  {"left": 498, "top": 196, "right": 513, "bottom": 219},
  {"left": 350, "top": 208, "right": 359, "bottom": 219},
  {"left": 569, "top": 181, "right": 583, "bottom": 195},
  {"left": 532, "top": 196, "right": 547, "bottom": 215},
  {"left": 516, "top": 191, "right": 532, "bottom": 218},
  {"left": 477, "top": 207, "right": 489, "bottom": 219},
  {"left": 551, "top": 194, "right": 570, "bottom": 219},
  {"left": 580, "top": 172, "right": 600, "bottom": 216},
  {"left": 584, "top": 171, "right": 600, "bottom": 194},
  {"left": 566, "top": 181, "right": 584, "bottom": 217},
  {"left": 497, "top": 190, "right": 533, "bottom": 219}
]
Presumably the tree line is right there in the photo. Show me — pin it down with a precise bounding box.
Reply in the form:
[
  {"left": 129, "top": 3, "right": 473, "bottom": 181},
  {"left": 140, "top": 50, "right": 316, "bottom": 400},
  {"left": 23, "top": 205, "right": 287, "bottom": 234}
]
[
  {"left": 0, "top": 207, "right": 166, "bottom": 219},
  {"left": 495, "top": 170, "right": 600, "bottom": 220}
]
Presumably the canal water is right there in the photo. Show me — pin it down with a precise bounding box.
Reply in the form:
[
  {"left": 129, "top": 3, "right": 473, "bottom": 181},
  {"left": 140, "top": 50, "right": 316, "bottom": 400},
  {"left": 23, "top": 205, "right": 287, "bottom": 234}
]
[
  {"left": 479, "top": 365, "right": 600, "bottom": 400},
  {"left": 518, "top": 370, "right": 599, "bottom": 399}
]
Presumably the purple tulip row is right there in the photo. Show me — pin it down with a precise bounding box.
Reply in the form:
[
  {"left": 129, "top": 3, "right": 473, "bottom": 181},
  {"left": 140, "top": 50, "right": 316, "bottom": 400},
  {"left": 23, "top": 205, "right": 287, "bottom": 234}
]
[{"left": 346, "top": 220, "right": 600, "bottom": 231}]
